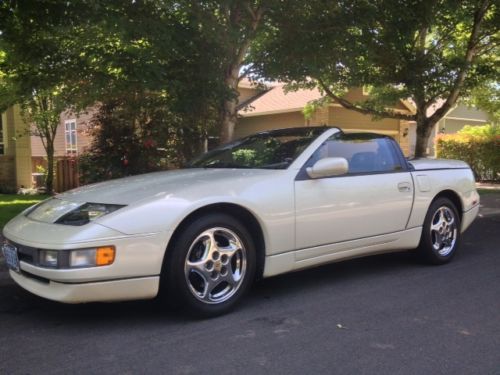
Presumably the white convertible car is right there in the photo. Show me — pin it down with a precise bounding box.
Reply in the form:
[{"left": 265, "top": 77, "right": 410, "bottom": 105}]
[{"left": 2, "top": 127, "right": 479, "bottom": 316}]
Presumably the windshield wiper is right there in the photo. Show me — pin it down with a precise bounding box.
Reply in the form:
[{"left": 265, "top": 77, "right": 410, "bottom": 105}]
[
  {"left": 259, "top": 159, "right": 293, "bottom": 169},
  {"left": 202, "top": 161, "right": 252, "bottom": 169}
]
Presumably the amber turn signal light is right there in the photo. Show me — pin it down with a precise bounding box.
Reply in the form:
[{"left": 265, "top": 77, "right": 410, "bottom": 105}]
[{"left": 96, "top": 246, "right": 116, "bottom": 266}]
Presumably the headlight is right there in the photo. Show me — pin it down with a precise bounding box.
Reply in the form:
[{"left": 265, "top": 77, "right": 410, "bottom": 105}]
[
  {"left": 39, "top": 250, "right": 59, "bottom": 268},
  {"left": 69, "top": 247, "right": 115, "bottom": 268},
  {"left": 70, "top": 249, "right": 96, "bottom": 268},
  {"left": 55, "top": 203, "right": 125, "bottom": 226},
  {"left": 36, "top": 246, "right": 116, "bottom": 269}
]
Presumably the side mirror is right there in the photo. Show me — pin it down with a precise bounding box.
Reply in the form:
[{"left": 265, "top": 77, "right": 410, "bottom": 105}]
[{"left": 306, "top": 157, "right": 349, "bottom": 179}]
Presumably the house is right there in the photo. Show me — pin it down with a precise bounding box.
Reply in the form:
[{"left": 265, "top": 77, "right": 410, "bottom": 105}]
[
  {"left": 236, "top": 81, "right": 415, "bottom": 156},
  {"left": 0, "top": 105, "right": 92, "bottom": 192},
  {"left": 0, "top": 81, "right": 492, "bottom": 191},
  {"left": 30, "top": 109, "right": 93, "bottom": 174},
  {"left": 236, "top": 80, "right": 492, "bottom": 157}
]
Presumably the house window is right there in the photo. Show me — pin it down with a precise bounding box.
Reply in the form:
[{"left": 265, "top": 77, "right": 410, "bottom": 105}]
[
  {"left": 0, "top": 114, "right": 5, "bottom": 155},
  {"left": 65, "top": 119, "right": 78, "bottom": 155}
]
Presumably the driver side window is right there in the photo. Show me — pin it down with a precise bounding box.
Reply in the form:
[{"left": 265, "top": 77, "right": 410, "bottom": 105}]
[{"left": 310, "top": 134, "right": 403, "bottom": 175}]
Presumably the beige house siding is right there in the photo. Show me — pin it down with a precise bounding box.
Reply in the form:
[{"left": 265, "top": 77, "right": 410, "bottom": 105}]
[
  {"left": 31, "top": 109, "right": 94, "bottom": 157},
  {"left": 342, "top": 87, "right": 369, "bottom": 103},
  {"left": 12, "top": 106, "right": 33, "bottom": 188},
  {"left": 235, "top": 111, "right": 306, "bottom": 139},
  {"left": 447, "top": 105, "right": 490, "bottom": 122},
  {"left": 307, "top": 106, "right": 329, "bottom": 125},
  {"left": 31, "top": 130, "right": 65, "bottom": 157},
  {"left": 341, "top": 87, "right": 410, "bottom": 112},
  {"left": 398, "top": 121, "right": 411, "bottom": 156},
  {"left": 0, "top": 111, "right": 16, "bottom": 190},
  {"left": 1, "top": 104, "right": 96, "bottom": 190},
  {"left": 330, "top": 107, "right": 410, "bottom": 156},
  {"left": 0, "top": 106, "right": 33, "bottom": 189},
  {"left": 329, "top": 107, "right": 400, "bottom": 134},
  {"left": 442, "top": 118, "right": 487, "bottom": 134}
]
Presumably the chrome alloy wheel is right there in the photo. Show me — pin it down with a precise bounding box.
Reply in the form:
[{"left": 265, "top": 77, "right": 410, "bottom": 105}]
[
  {"left": 430, "top": 206, "right": 457, "bottom": 256},
  {"left": 184, "top": 227, "right": 247, "bottom": 304}
]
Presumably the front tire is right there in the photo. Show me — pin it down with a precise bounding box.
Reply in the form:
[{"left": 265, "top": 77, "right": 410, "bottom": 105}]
[
  {"left": 161, "top": 213, "right": 256, "bottom": 317},
  {"left": 417, "top": 197, "right": 461, "bottom": 265}
]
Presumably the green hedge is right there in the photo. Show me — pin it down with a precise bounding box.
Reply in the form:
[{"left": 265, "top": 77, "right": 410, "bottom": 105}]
[{"left": 436, "top": 125, "right": 500, "bottom": 182}]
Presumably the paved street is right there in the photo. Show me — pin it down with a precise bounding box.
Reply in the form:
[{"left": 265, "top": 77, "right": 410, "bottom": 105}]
[{"left": 1, "top": 195, "right": 499, "bottom": 375}]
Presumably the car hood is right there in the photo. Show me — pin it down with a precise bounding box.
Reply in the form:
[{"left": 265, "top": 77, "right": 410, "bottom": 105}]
[{"left": 57, "top": 168, "right": 280, "bottom": 205}]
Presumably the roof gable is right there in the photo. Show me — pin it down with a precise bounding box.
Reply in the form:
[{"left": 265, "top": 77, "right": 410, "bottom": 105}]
[
  {"left": 238, "top": 84, "right": 416, "bottom": 117},
  {"left": 238, "top": 84, "right": 322, "bottom": 117}
]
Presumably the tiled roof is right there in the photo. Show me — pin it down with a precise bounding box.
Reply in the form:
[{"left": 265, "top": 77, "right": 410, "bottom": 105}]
[{"left": 238, "top": 84, "right": 322, "bottom": 117}]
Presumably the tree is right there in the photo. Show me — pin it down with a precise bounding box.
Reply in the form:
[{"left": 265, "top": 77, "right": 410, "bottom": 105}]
[
  {"left": 0, "top": 0, "right": 87, "bottom": 193},
  {"left": 253, "top": 0, "right": 499, "bottom": 156},
  {"left": 464, "top": 81, "right": 500, "bottom": 123},
  {"left": 0, "top": 0, "right": 229, "bottom": 187},
  {"left": 187, "top": 1, "right": 267, "bottom": 144},
  {"left": 19, "top": 90, "right": 66, "bottom": 194},
  {"left": 79, "top": 95, "right": 175, "bottom": 184}
]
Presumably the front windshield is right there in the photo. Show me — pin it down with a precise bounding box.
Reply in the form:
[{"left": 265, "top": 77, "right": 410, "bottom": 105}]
[{"left": 189, "top": 127, "right": 328, "bottom": 169}]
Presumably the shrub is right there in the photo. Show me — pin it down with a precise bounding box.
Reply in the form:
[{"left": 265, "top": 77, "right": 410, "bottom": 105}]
[
  {"left": 458, "top": 124, "right": 500, "bottom": 137},
  {"left": 436, "top": 124, "right": 500, "bottom": 182},
  {"left": 78, "top": 97, "right": 209, "bottom": 184}
]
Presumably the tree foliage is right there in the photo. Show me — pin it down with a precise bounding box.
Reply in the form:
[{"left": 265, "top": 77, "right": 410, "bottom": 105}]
[
  {"left": 188, "top": 1, "right": 268, "bottom": 144},
  {"left": 1, "top": 0, "right": 498, "bottom": 191},
  {"left": 253, "top": 0, "right": 499, "bottom": 156},
  {"left": 79, "top": 96, "right": 173, "bottom": 184},
  {"left": 463, "top": 81, "right": 500, "bottom": 123},
  {"left": 18, "top": 90, "right": 67, "bottom": 194},
  {"left": 0, "top": 0, "right": 233, "bottom": 186}
]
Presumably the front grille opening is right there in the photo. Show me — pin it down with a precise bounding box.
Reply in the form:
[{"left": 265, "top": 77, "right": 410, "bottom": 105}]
[{"left": 20, "top": 270, "right": 50, "bottom": 284}]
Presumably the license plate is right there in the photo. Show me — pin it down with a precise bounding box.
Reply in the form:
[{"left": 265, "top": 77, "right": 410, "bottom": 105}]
[{"left": 2, "top": 243, "right": 20, "bottom": 272}]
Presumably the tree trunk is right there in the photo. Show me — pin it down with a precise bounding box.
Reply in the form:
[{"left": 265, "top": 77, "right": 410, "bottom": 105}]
[
  {"left": 45, "top": 142, "right": 55, "bottom": 195},
  {"left": 414, "top": 116, "right": 437, "bottom": 158},
  {"left": 219, "top": 67, "right": 240, "bottom": 145},
  {"left": 216, "top": 3, "right": 264, "bottom": 145}
]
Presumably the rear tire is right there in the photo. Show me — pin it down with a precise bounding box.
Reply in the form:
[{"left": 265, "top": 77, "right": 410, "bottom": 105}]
[
  {"left": 161, "top": 213, "right": 256, "bottom": 317},
  {"left": 417, "top": 197, "right": 461, "bottom": 265}
]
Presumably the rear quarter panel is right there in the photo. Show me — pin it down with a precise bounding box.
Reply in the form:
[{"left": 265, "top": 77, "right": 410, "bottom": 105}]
[{"left": 407, "top": 168, "right": 479, "bottom": 229}]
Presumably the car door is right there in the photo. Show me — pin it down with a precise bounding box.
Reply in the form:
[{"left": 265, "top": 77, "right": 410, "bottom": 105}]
[{"left": 294, "top": 133, "right": 413, "bottom": 249}]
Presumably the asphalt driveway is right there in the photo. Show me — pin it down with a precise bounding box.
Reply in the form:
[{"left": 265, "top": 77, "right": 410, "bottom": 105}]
[{"left": 0, "top": 194, "right": 499, "bottom": 375}]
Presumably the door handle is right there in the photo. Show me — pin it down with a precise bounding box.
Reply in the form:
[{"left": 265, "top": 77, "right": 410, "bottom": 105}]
[{"left": 398, "top": 182, "right": 412, "bottom": 192}]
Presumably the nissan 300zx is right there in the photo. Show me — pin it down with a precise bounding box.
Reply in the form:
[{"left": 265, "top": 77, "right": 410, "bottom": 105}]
[{"left": 2, "top": 127, "right": 479, "bottom": 316}]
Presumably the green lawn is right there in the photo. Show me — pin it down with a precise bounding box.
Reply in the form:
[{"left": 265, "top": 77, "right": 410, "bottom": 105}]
[
  {"left": 478, "top": 188, "right": 500, "bottom": 195},
  {"left": 0, "top": 194, "right": 50, "bottom": 228}
]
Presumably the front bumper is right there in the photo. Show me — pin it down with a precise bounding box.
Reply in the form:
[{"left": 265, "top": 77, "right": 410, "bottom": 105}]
[
  {"left": 10, "top": 271, "right": 159, "bottom": 303},
  {"left": 3, "top": 214, "right": 173, "bottom": 303}
]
